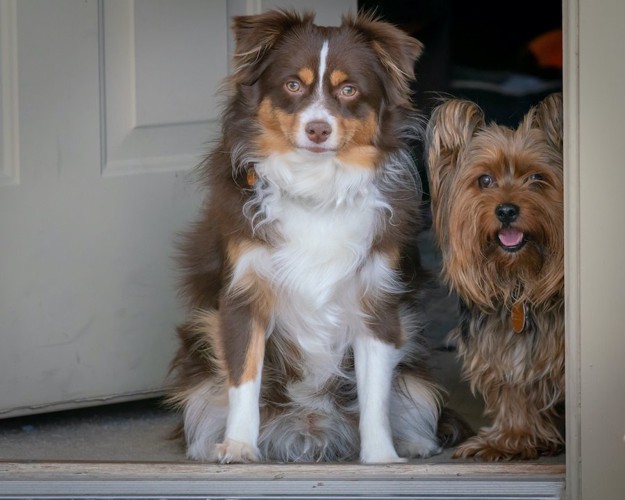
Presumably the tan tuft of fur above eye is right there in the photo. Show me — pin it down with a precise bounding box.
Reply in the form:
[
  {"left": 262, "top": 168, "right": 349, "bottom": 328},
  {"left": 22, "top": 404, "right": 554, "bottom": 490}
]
[{"left": 339, "top": 84, "right": 358, "bottom": 98}]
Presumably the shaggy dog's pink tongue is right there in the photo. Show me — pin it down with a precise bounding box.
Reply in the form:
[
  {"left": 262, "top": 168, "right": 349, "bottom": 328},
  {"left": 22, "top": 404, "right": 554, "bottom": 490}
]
[{"left": 498, "top": 228, "right": 524, "bottom": 247}]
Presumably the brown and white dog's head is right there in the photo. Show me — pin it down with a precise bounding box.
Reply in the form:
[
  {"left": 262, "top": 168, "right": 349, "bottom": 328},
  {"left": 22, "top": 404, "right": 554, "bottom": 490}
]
[{"left": 226, "top": 9, "right": 423, "bottom": 169}]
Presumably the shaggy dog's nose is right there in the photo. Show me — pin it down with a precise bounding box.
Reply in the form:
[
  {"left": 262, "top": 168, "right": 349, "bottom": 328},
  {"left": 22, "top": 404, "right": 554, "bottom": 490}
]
[{"left": 495, "top": 203, "right": 520, "bottom": 224}]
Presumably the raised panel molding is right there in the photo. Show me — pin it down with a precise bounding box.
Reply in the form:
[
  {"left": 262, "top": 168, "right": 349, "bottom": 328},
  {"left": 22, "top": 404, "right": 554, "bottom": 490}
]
[
  {"left": 98, "top": 0, "right": 229, "bottom": 177},
  {"left": 0, "top": 0, "right": 19, "bottom": 186}
]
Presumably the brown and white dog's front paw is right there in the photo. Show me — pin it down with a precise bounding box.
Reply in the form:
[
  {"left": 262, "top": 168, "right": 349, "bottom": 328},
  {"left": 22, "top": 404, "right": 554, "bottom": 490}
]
[
  {"left": 359, "top": 434, "right": 407, "bottom": 464},
  {"left": 360, "top": 448, "right": 407, "bottom": 464},
  {"left": 216, "top": 438, "right": 260, "bottom": 463}
]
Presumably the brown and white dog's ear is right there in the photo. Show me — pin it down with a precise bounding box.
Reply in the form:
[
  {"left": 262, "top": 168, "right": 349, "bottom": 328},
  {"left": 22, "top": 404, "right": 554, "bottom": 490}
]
[
  {"left": 344, "top": 12, "right": 423, "bottom": 107},
  {"left": 425, "top": 99, "right": 485, "bottom": 204},
  {"left": 231, "top": 9, "right": 314, "bottom": 85},
  {"left": 528, "top": 92, "right": 563, "bottom": 154}
]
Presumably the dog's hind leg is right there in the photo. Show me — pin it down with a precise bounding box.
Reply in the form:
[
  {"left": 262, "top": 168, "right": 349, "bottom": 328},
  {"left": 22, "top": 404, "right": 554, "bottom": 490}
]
[
  {"left": 390, "top": 371, "right": 443, "bottom": 458},
  {"left": 182, "top": 376, "right": 229, "bottom": 461}
]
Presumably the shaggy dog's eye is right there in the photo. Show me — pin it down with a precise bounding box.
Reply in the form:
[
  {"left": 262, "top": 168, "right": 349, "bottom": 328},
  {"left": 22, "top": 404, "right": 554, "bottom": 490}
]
[
  {"left": 529, "top": 173, "right": 544, "bottom": 184},
  {"left": 478, "top": 174, "right": 494, "bottom": 188},
  {"left": 339, "top": 84, "right": 358, "bottom": 98},
  {"left": 285, "top": 81, "right": 302, "bottom": 93}
]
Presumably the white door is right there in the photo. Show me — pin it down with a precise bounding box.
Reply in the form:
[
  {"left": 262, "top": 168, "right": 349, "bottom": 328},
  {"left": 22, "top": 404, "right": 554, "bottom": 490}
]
[
  {"left": 0, "top": 0, "right": 354, "bottom": 418},
  {"left": 0, "top": 0, "right": 226, "bottom": 417}
]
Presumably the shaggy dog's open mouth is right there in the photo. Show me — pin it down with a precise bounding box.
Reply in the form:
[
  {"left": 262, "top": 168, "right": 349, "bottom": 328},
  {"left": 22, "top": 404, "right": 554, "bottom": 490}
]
[{"left": 497, "top": 227, "right": 526, "bottom": 252}]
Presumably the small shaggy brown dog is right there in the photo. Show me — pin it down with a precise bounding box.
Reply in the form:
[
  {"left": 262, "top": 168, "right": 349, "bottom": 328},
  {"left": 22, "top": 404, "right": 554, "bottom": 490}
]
[{"left": 426, "top": 93, "right": 564, "bottom": 460}]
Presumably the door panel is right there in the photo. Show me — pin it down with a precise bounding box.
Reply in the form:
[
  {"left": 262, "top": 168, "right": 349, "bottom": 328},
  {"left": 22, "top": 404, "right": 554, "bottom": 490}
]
[
  {"left": 101, "top": 0, "right": 227, "bottom": 176},
  {"left": 0, "top": 0, "right": 214, "bottom": 417}
]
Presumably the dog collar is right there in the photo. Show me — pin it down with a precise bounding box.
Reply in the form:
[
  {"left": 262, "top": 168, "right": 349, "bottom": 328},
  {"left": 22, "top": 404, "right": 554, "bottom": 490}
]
[{"left": 511, "top": 301, "right": 528, "bottom": 334}]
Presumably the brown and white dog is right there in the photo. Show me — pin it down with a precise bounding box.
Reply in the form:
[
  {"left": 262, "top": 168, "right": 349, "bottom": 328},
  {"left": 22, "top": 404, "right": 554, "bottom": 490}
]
[
  {"left": 426, "top": 93, "right": 565, "bottom": 460},
  {"left": 167, "top": 9, "right": 463, "bottom": 464}
]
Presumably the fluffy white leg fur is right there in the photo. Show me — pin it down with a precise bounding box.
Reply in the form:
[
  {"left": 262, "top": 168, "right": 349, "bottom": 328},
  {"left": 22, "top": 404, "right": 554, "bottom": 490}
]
[
  {"left": 183, "top": 380, "right": 228, "bottom": 461},
  {"left": 391, "top": 373, "right": 442, "bottom": 458},
  {"left": 217, "top": 370, "right": 263, "bottom": 463},
  {"left": 353, "top": 334, "right": 406, "bottom": 463},
  {"left": 258, "top": 398, "right": 360, "bottom": 462}
]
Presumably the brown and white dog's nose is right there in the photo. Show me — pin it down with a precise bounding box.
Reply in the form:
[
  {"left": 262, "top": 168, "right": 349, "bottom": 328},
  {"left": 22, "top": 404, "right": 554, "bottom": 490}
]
[{"left": 305, "top": 121, "right": 332, "bottom": 144}]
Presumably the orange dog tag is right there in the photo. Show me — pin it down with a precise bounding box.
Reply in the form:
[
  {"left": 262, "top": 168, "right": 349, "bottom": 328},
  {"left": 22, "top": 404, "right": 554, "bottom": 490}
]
[
  {"left": 512, "top": 301, "right": 527, "bottom": 334},
  {"left": 246, "top": 168, "right": 257, "bottom": 187}
]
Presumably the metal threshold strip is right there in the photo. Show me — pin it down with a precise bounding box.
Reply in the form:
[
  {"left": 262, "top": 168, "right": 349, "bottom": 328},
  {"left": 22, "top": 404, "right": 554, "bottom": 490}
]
[{"left": 0, "top": 460, "right": 565, "bottom": 499}]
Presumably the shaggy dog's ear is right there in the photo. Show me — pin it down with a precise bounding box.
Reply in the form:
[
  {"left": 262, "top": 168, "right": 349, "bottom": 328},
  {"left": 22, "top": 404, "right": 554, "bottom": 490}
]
[
  {"left": 526, "top": 92, "right": 564, "bottom": 155},
  {"left": 425, "top": 99, "right": 485, "bottom": 211}
]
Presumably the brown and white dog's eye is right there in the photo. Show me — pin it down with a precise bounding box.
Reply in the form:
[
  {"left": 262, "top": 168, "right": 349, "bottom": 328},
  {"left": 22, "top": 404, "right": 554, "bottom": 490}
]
[
  {"left": 478, "top": 174, "right": 494, "bottom": 189},
  {"left": 339, "top": 84, "right": 358, "bottom": 98},
  {"left": 285, "top": 80, "right": 303, "bottom": 94}
]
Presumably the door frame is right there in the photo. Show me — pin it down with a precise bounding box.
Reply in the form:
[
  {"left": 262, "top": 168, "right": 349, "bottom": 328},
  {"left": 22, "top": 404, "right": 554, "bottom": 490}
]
[
  {"left": 563, "top": 0, "right": 580, "bottom": 497},
  {"left": 564, "top": 0, "right": 625, "bottom": 498}
]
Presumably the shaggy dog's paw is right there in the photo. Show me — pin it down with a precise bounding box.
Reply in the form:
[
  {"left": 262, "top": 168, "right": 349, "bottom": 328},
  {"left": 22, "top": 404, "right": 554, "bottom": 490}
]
[{"left": 452, "top": 435, "right": 539, "bottom": 461}]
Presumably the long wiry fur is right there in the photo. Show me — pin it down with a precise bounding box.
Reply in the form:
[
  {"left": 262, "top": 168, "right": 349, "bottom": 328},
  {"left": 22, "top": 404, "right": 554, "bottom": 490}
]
[{"left": 426, "top": 93, "right": 565, "bottom": 460}]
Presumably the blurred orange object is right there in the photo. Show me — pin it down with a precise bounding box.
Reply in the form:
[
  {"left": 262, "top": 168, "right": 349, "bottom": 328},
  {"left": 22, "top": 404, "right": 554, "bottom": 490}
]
[{"left": 528, "top": 29, "right": 563, "bottom": 70}]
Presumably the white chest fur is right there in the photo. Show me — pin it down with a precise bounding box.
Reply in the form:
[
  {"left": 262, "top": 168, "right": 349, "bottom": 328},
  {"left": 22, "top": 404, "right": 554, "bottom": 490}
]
[{"left": 239, "top": 152, "right": 398, "bottom": 380}]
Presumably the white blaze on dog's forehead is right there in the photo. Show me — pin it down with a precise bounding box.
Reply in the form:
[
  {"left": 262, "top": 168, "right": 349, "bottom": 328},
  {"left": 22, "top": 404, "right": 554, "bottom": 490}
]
[
  {"left": 317, "top": 40, "right": 329, "bottom": 95},
  {"left": 294, "top": 39, "right": 337, "bottom": 149}
]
